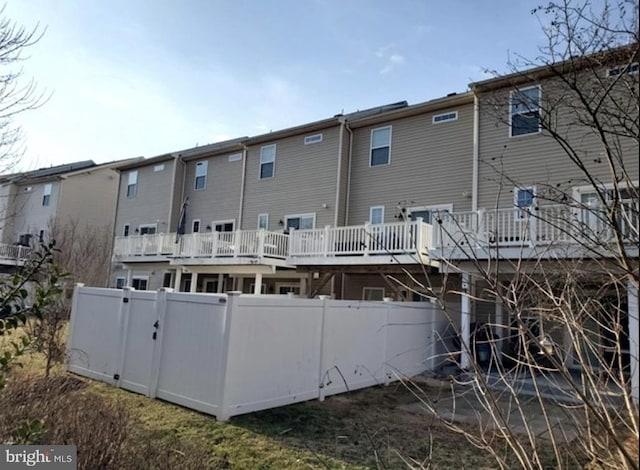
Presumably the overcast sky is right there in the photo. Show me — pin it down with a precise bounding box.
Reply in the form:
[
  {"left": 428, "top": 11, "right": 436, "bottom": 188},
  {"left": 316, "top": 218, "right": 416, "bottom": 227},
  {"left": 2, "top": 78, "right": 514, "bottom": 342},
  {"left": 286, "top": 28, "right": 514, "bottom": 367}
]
[{"left": 7, "top": 0, "right": 549, "bottom": 170}]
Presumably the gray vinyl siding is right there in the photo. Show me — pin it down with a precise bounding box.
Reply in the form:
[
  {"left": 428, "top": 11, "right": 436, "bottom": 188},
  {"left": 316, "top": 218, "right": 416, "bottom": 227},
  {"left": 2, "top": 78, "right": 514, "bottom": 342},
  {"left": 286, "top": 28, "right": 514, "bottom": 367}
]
[
  {"left": 183, "top": 152, "right": 244, "bottom": 231},
  {"left": 7, "top": 181, "right": 59, "bottom": 243},
  {"left": 476, "top": 77, "right": 639, "bottom": 209},
  {"left": 347, "top": 104, "right": 474, "bottom": 225},
  {"left": 115, "top": 159, "right": 176, "bottom": 235},
  {"left": 241, "top": 126, "right": 341, "bottom": 230},
  {"left": 169, "top": 161, "right": 185, "bottom": 233}
]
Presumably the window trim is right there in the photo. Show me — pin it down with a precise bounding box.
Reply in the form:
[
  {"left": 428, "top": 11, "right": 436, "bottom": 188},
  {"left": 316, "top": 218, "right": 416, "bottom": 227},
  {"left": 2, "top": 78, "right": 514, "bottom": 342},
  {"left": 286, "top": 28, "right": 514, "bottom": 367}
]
[
  {"left": 115, "top": 277, "right": 127, "bottom": 289},
  {"left": 194, "top": 160, "right": 208, "bottom": 191},
  {"left": 432, "top": 111, "right": 458, "bottom": 124},
  {"left": 284, "top": 212, "right": 316, "bottom": 230},
  {"left": 509, "top": 85, "right": 542, "bottom": 138},
  {"left": 304, "top": 133, "right": 323, "bottom": 145},
  {"left": 363, "top": 287, "right": 385, "bottom": 301},
  {"left": 42, "top": 183, "right": 52, "bottom": 206},
  {"left": 260, "top": 144, "right": 276, "bottom": 179},
  {"left": 192, "top": 219, "right": 201, "bottom": 233},
  {"left": 257, "top": 213, "right": 269, "bottom": 230},
  {"left": 127, "top": 170, "right": 138, "bottom": 198},
  {"left": 514, "top": 186, "right": 536, "bottom": 219},
  {"left": 131, "top": 276, "right": 149, "bottom": 291},
  {"left": 369, "top": 206, "right": 384, "bottom": 225},
  {"left": 212, "top": 219, "right": 235, "bottom": 232},
  {"left": 138, "top": 223, "right": 158, "bottom": 235},
  {"left": 369, "top": 126, "right": 392, "bottom": 167}
]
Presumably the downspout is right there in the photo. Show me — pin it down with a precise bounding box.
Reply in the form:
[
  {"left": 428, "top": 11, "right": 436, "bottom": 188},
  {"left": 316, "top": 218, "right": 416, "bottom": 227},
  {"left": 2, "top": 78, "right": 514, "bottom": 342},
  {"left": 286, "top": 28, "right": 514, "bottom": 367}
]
[
  {"left": 344, "top": 122, "right": 354, "bottom": 226},
  {"left": 167, "top": 155, "right": 181, "bottom": 232},
  {"left": 238, "top": 145, "right": 248, "bottom": 228},
  {"left": 333, "top": 120, "right": 345, "bottom": 227},
  {"left": 108, "top": 171, "right": 125, "bottom": 286},
  {"left": 472, "top": 92, "right": 480, "bottom": 212}
]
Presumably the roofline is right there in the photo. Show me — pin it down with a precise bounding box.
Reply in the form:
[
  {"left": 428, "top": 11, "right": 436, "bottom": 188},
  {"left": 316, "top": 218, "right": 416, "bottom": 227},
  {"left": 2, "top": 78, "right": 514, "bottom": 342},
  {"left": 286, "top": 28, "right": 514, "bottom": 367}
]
[
  {"left": 470, "top": 43, "right": 639, "bottom": 92},
  {"left": 61, "top": 157, "right": 144, "bottom": 178},
  {"left": 116, "top": 154, "right": 176, "bottom": 172},
  {"left": 345, "top": 91, "right": 474, "bottom": 128},
  {"left": 243, "top": 117, "right": 341, "bottom": 146},
  {"left": 176, "top": 137, "right": 248, "bottom": 160}
]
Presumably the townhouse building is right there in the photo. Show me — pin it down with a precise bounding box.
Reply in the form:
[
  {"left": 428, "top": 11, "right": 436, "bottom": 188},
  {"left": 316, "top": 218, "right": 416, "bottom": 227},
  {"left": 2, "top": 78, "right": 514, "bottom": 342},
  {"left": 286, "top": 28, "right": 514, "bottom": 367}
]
[
  {"left": 0, "top": 159, "right": 138, "bottom": 276},
  {"left": 109, "top": 46, "right": 638, "bottom": 398}
]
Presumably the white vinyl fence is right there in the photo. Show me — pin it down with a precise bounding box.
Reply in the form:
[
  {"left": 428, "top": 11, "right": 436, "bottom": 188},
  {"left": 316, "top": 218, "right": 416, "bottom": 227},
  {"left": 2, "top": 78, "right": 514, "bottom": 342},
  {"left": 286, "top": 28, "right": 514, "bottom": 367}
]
[{"left": 67, "top": 286, "right": 451, "bottom": 421}]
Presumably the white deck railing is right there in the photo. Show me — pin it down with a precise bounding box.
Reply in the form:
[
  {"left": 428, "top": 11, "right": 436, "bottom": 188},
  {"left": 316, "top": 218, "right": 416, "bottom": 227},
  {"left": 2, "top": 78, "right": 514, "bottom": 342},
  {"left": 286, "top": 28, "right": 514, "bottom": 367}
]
[
  {"left": 289, "top": 219, "right": 432, "bottom": 258},
  {"left": 433, "top": 200, "right": 639, "bottom": 250},
  {"left": 0, "top": 243, "right": 32, "bottom": 263},
  {"left": 113, "top": 230, "right": 289, "bottom": 260}
]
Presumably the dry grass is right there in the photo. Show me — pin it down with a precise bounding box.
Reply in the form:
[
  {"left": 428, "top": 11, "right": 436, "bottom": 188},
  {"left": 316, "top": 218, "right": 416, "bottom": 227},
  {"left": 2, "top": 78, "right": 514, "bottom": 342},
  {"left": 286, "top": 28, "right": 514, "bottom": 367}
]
[{"left": 0, "top": 350, "right": 605, "bottom": 469}]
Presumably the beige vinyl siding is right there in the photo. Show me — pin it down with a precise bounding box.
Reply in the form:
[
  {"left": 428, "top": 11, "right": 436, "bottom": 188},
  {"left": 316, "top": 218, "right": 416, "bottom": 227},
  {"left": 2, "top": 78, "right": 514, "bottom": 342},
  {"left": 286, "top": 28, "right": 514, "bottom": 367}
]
[
  {"left": 56, "top": 168, "right": 120, "bottom": 230},
  {"left": 183, "top": 153, "right": 243, "bottom": 230},
  {"left": 476, "top": 77, "right": 639, "bottom": 209},
  {"left": 115, "top": 160, "right": 176, "bottom": 235},
  {"left": 347, "top": 104, "right": 474, "bottom": 225},
  {"left": 241, "top": 126, "right": 341, "bottom": 230}
]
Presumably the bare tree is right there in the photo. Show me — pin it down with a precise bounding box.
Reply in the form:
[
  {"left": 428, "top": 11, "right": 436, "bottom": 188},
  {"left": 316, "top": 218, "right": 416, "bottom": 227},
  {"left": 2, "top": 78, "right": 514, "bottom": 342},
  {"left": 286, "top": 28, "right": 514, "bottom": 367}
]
[
  {"left": 50, "top": 218, "right": 113, "bottom": 288},
  {"left": 401, "top": 2, "right": 639, "bottom": 469},
  {"left": 0, "top": 4, "right": 47, "bottom": 173}
]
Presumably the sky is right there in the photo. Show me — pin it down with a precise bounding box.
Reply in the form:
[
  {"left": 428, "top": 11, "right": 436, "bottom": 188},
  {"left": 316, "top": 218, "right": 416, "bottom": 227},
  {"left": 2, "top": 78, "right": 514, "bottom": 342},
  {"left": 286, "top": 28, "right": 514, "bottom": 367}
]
[{"left": 6, "top": 0, "right": 550, "bottom": 171}]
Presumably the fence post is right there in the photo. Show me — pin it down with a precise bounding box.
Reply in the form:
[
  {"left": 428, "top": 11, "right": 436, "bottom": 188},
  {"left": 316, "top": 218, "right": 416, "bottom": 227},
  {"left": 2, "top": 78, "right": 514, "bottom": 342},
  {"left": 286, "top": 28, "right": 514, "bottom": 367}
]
[
  {"left": 114, "top": 287, "right": 134, "bottom": 387},
  {"left": 317, "top": 295, "right": 329, "bottom": 401},
  {"left": 65, "top": 283, "right": 85, "bottom": 372},
  {"left": 257, "top": 230, "right": 265, "bottom": 258},
  {"left": 148, "top": 288, "right": 172, "bottom": 399},
  {"left": 216, "top": 291, "right": 239, "bottom": 421},
  {"left": 383, "top": 297, "right": 392, "bottom": 385},
  {"left": 323, "top": 226, "right": 330, "bottom": 257}
]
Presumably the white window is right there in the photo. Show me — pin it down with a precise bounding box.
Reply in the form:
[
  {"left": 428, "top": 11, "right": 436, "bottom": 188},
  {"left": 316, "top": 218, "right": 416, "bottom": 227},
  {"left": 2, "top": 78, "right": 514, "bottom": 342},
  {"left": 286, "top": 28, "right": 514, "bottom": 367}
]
[
  {"left": 195, "top": 160, "right": 208, "bottom": 190},
  {"left": 363, "top": 287, "right": 385, "bottom": 301},
  {"left": 138, "top": 224, "right": 157, "bottom": 235},
  {"left": 257, "top": 213, "right": 269, "bottom": 230},
  {"left": 228, "top": 153, "right": 242, "bottom": 162},
  {"left": 304, "top": 133, "right": 323, "bottom": 145},
  {"left": 432, "top": 111, "right": 458, "bottom": 124},
  {"left": 213, "top": 220, "right": 235, "bottom": 232},
  {"left": 115, "top": 277, "right": 127, "bottom": 289},
  {"left": 260, "top": 145, "right": 276, "bottom": 179},
  {"left": 369, "top": 206, "right": 384, "bottom": 224},
  {"left": 514, "top": 187, "right": 536, "bottom": 219},
  {"left": 127, "top": 170, "right": 138, "bottom": 198},
  {"left": 370, "top": 126, "right": 391, "bottom": 166},
  {"left": 153, "top": 164, "right": 165, "bottom": 172},
  {"left": 42, "top": 183, "right": 52, "bottom": 206},
  {"left": 510, "top": 86, "right": 541, "bottom": 137},
  {"left": 123, "top": 224, "right": 130, "bottom": 237},
  {"left": 131, "top": 277, "right": 148, "bottom": 290},
  {"left": 248, "top": 283, "right": 267, "bottom": 294},
  {"left": 192, "top": 219, "right": 201, "bottom": 233},
  {"left": 278, "top": 285, "right": 300, "bottom": 295},
  {"left": 285, "top": 213, "right": 315, "bottom": 230}
]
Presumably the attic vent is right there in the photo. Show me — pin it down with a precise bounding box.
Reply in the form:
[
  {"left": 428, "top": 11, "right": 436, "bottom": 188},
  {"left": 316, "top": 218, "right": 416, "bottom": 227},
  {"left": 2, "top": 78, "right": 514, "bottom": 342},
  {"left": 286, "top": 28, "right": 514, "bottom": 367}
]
[
  {"left": 228, "top": 153, "right": 242, "bottom": 162},
  {"left": 432, "top": 111, "right": 458, "bottom": 124},
  {"left": 304, "top": 134, "right": 323, "bottom": 145},
  {"left": 24, "top": 186, "right": 32, "bottom": 192},
  {"left": 153, "top": 164, "right": 165, "bottom": 172}
]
